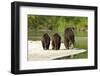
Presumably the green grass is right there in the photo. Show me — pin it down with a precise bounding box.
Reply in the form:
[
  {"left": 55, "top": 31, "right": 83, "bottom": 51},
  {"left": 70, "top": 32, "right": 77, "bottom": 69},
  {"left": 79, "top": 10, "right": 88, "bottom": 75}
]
[
  {"left": 73, "top": 37, "right": 88, "bottom": 59},
  {"left": 54, "top": 51, "right": 87, "bottom": 60},
  {"left": 75, "top": 37, "right": 87, "bottom": 49},
  {"left": 28, "top": 30, "right": 88, "bottom": 40},
  {"left": 74, "top": 51, "right": 88, "bottom": 59}
]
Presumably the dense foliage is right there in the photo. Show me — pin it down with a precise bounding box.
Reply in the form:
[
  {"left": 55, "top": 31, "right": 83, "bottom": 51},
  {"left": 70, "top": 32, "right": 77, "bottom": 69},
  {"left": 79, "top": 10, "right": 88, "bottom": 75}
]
[{"left": 28, "top": 15, "right": 88, "bottom": 33}]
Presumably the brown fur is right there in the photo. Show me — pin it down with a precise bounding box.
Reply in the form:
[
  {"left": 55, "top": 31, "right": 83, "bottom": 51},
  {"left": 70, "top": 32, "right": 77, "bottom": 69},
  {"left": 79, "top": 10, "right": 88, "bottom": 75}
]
[
  {"left": 41, "top": 33, "right": 50, "bottom": 50},
  {"left": 52, "top": 33, "right": 61, "bottom": 50},
  {"left": 64, "top": 27, "right": 75, "bottom": 49}
]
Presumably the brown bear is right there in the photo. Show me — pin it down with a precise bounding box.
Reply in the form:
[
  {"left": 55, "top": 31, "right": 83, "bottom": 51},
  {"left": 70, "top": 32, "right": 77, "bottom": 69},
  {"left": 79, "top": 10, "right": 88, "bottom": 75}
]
[
  {"left": 41, "top": 33, "right": 50, "bottom": 50},
  {"left": 52, "top": 33, "right": 61, "bottom": 50},
  {"left": 64, "top": 27, "right": 75, "bottom": 49}
]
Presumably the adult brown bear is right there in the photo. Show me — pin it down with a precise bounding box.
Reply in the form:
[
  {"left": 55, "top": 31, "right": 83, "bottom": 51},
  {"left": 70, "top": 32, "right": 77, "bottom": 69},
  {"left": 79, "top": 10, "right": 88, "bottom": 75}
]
[
  {"left": 64, "top": 27, "right": 75, "bottom": 49},
  {"left": 41, "top": 33, "right": 50, "bottom": 50},
  {"left": 52, "top": 33, "right": 61, "bottom": 50}
]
